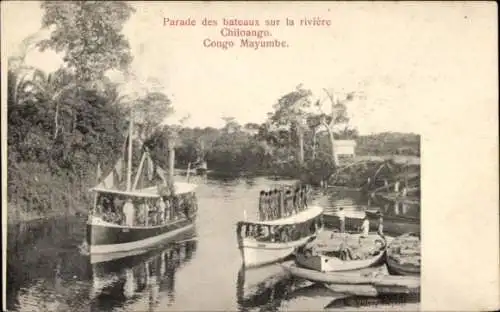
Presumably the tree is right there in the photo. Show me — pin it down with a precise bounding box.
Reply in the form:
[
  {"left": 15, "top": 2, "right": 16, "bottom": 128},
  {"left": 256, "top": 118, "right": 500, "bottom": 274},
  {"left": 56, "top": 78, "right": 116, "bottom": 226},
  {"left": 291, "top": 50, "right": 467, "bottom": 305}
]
[
  {"left": 133, "top": 92, "right": 173, "bottom": 142},
  {"left": 315, "top": 89, "right": 357, "bottom": 168},
  {"left": 222, "top": 116, "right": 241, "bottom": 134},
  {"left": 20, "top": 68, "right": 77, "bottom": 139},
  {"left": 306, "top": 114, "right": 323, "bottom": 160},
  {"left": 38, "top": 1, "right": 135, "bottom": 83},
  {"left": 269, "top": 85, "right": 312, "bottom": 165}
]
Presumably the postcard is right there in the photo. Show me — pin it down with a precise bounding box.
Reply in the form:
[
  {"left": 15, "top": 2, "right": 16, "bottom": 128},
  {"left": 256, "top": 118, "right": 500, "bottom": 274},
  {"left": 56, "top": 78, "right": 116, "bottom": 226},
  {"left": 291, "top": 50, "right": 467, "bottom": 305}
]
[{"left": 2, "top": 1, "right": 498, "bottom": 311}]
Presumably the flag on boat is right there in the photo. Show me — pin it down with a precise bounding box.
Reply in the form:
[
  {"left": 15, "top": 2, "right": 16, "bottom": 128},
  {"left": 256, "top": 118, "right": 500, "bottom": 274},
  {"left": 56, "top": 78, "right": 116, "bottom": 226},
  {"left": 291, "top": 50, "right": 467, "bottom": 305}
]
[
  {"left": 156, "top": 166, "right": 168, "bottom": 185},
  {"left": 100, "top": 169, "right": 115, "bottom": 189},
  {"left": 114, "top": 157, "right": 124, "bottom": 182},
  {"left": 146, "top": 152, "right": 155, "bottom": 181},
  {"left": 96, "top": 163, "right": 102, "bottom": 183}
]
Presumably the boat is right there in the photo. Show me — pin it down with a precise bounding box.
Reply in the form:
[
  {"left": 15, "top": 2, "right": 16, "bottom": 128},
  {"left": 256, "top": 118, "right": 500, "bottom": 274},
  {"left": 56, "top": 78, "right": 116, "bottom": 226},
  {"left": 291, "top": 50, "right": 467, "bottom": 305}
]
[
  {"left": 386, "top": 233, "right": 421, "bottom": 276},
  {"left": 295, "top": 232, "right": 387, "bottom": 272},
  {"left": 86, "top": 112, "right": 198, "bottom": 260},
  {"left": 236, "top": 185, "right": 324, "bottom": 268},
  {"left": 195, "top": 160, "right": 208, "bottom": 175},
  {"left": 282, "top": 262, "right": 420, "bottom": 296}
]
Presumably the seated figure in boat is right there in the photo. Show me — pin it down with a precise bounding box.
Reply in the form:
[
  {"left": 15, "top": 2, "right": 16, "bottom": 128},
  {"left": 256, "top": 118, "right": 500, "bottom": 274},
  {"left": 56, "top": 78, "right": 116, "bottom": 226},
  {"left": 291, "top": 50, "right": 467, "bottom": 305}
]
[{"left": 255, "top": 225, "right": 268, "bottom": 241}]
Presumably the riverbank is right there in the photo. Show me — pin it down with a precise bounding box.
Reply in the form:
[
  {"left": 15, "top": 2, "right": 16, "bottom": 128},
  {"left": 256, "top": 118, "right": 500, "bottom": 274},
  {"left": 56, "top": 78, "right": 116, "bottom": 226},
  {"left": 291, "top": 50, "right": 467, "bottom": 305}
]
[
  {"left": 7, "top": 162, "right": 91, "bottom": 225},
  {"left": 7, "top": 202, "right": 87, "bottom": 225}
]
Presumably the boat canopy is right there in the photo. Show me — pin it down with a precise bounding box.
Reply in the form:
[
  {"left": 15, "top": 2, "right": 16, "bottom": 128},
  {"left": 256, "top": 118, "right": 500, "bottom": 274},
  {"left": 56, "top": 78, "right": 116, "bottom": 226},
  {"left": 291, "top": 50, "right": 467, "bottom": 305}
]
[
  {"left": 241, "top": 205, "right": 323, "bottom": 226},
  {"left": 91, "top": 181, "right": 197, "bottom": 197}
]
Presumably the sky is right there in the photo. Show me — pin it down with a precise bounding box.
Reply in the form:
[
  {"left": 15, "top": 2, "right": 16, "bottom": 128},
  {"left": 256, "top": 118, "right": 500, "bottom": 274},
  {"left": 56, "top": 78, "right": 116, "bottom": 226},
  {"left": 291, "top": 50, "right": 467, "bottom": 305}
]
[{"left": 2, "top": 1, "right": 497, "bottom": 134}]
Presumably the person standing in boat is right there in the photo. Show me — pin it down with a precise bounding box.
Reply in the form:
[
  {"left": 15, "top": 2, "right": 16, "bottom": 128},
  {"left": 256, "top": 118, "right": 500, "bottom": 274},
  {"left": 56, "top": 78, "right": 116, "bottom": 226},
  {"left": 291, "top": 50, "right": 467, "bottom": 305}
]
[
  {"left": 273, "top": 189, "right": 280, "bottom": 218},
  {"left": 123, "top": 198, "right": 135, "bottom": 226},
  {"left": 157, "top": 197, "right": 166, "bottom": 225},
  {"left": 337, "top": 207, "right": 346, "bottom": 233},
  {"left": 377, "top": 212, "right": 384, "bottom": 237},
  {"left": 259, "top": 191, "right": 266, "bottom": 221},
  {"left": 361, "top": 216, "right": 370, "bottom": 237},
  {"left": 262, "top": 191, "right": 269, "bottom": 219},
  {"left": 284, "top": 189, "right": 291, "bottom": 216}
]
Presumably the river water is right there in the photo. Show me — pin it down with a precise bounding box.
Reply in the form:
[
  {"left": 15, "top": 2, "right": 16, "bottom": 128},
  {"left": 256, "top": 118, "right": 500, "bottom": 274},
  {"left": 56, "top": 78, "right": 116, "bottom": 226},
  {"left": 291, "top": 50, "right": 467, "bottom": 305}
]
[{"left": 6, "top": 176, "right": 420, "bottom": 311}]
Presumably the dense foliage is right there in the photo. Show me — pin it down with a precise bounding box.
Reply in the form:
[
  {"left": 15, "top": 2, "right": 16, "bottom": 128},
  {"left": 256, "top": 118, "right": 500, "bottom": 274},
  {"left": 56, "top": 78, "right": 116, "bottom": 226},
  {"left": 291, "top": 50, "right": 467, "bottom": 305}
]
[{"left": 8, "top": 2, "right": 139, "bottom": 221}]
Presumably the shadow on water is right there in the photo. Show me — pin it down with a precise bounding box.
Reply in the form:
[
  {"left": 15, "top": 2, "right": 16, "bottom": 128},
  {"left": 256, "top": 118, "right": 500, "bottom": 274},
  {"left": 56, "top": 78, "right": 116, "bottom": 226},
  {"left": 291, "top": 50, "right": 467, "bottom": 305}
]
[{"left": 7, "top": 216, "right": 91, "bottom": 311}]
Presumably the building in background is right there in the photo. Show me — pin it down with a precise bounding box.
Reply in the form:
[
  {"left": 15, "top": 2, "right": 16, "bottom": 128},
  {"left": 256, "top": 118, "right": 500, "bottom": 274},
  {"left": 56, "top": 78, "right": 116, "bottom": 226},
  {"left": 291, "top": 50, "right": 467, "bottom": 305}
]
[{"left": 334, "top": 140, "right": 357, "bottom": 164}]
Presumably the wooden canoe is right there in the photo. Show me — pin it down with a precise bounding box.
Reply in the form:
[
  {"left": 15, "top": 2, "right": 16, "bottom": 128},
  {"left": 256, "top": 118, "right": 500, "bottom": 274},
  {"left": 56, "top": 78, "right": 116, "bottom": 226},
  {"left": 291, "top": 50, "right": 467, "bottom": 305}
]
[
  {"left": 386, "top": 257, "right": 420, "bottom": 276},
  {"left": 386, "top": 232, "right": 421, "bottom": 276},
  {"left": 295, "top": 233, "right": 387, "bottom": 272},
  {"left": 281, "top": 262, "right": 420, "bottom": 296}
]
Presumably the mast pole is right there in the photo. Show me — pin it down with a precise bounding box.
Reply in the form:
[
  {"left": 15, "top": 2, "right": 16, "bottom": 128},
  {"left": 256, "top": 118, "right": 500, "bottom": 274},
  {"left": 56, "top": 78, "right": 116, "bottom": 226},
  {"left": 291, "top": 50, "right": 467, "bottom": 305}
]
[
  {"left": 132, "top": 152, "right": 147, "bottom": 190},
  {"left": 126, "top": 108, "right": 133, "bottom": 191}
]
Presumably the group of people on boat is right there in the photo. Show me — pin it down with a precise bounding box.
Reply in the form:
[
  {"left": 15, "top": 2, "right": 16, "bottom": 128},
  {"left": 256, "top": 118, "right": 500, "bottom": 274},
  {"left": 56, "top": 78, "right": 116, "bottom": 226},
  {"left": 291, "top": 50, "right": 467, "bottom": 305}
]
[
  {"left": 238, "top": 215, "right": 323, "bottom": 243},
  {"left": 94, "top": 192, "right": 197, "bottom": 227},
  {"left": 258, "top": 184, "right": 311, "bottom": 221}
]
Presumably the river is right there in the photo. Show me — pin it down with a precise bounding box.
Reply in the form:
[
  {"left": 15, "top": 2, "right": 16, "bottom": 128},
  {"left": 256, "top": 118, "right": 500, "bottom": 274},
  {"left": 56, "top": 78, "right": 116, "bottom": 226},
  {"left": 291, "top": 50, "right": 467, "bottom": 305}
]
[{"left": 6, "top": 176, "right": 420, "bottom": 311}]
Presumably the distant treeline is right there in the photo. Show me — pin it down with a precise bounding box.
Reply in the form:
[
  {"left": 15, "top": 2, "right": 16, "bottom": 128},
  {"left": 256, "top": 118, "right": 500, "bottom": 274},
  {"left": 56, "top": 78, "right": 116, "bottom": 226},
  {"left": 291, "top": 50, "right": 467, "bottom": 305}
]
[{"left": 168, "top": 125, "right": 420, "bottom": 173}]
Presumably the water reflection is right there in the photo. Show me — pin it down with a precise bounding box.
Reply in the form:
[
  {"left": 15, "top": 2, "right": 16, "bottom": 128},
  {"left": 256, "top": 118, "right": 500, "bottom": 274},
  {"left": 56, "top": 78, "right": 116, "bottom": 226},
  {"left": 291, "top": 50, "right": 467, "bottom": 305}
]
[
  {"left": 374, "top": 195, "right": 420, "bottom": 221},
  {"left": 90, "top": 239, "right": 198, "bottom": 311},
  {"left": 7, "top": 217, "right": 91, "bottom": 312},
  {"left": 236, "top": 263, "right": 298, "bottom": 312}
]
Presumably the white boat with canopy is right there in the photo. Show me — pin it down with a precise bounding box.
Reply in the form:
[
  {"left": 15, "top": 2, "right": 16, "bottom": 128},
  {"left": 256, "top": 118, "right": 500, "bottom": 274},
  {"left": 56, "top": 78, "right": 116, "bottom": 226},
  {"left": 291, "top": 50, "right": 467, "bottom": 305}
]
[{"left": 236, "top": 185, "right": 324, "bottom": 268}]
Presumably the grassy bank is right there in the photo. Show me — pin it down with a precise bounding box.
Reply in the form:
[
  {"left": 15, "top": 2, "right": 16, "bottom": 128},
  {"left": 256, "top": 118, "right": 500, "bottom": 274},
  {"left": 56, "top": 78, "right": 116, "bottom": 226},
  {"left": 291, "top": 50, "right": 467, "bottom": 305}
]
[{"left": 7, "top": 162, "right": 90, "bottom": 225}]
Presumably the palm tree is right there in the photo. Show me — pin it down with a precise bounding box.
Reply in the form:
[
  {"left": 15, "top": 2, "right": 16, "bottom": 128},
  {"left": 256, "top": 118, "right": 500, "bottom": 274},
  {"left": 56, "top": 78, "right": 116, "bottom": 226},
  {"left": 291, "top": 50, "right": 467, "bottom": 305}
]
[{"left": 20, "top": 68, "right": 77, "bottom": 139}]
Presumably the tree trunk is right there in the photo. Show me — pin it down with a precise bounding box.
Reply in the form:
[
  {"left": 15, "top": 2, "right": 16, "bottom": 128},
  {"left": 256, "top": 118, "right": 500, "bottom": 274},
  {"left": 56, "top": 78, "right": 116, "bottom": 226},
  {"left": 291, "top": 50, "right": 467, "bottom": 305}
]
[
  {"left": 54, "top": 102, "right": 60, "bottom": 139},
  {"left": 298, "top": 128, "right": 304, "bottom": 165},
  {"left": 312, "top": 130, "right": 317, "bottom": 160},
  {"left": 322, "top": 120, "right": 337, "bottom": 168}
]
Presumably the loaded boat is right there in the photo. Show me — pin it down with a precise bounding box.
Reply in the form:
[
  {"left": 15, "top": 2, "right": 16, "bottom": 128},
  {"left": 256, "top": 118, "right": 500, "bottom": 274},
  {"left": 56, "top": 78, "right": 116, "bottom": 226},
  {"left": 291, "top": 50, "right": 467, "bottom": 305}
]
[
  {"left": 236, "top": 184, "right": 324, "bottom": 268},
  {"left": 386, "top": 232, "right": 421, "bottom": 276},
  {"left": 86, "top": 112, "right": 198, "bottom": 263},
  {"left": 295, "top": 232, "right": 387, "bottom": 272}
]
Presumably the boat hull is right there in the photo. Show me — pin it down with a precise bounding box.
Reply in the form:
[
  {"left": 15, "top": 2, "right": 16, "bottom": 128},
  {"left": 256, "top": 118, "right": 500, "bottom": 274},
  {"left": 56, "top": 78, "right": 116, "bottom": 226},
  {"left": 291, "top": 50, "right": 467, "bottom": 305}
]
[
  {"left": 282, "top": 263, "right": 420, "bottom": 293},
  {"left": 87, "top": 216, "right": 195, "bottom": 257},
  {"left": 296, "top": 250, "right": 386, "bottom": 273},
  {"left": 239, "top": 234, "right": 317, "bottom": 268}
]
